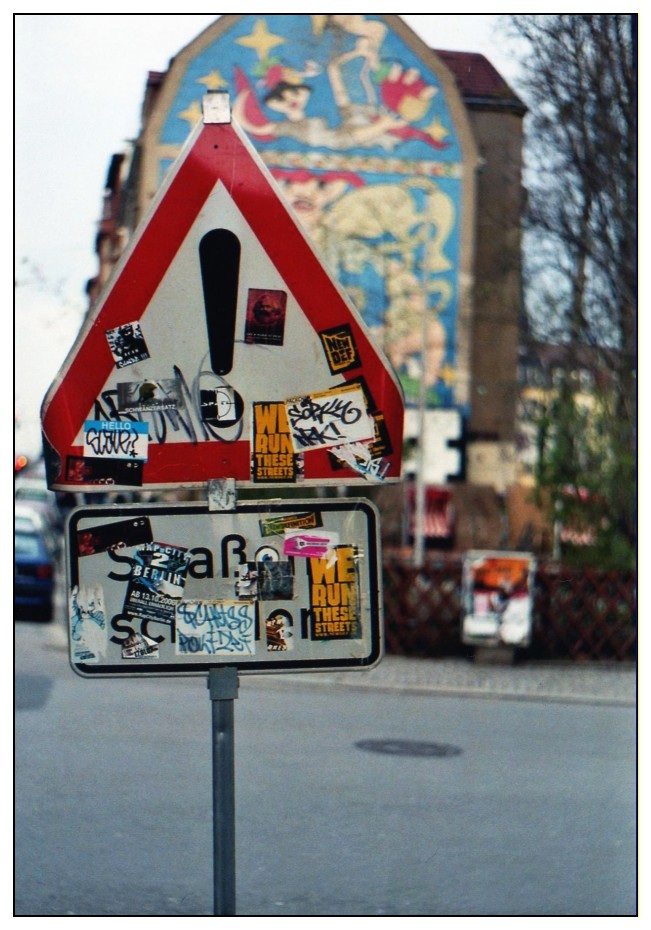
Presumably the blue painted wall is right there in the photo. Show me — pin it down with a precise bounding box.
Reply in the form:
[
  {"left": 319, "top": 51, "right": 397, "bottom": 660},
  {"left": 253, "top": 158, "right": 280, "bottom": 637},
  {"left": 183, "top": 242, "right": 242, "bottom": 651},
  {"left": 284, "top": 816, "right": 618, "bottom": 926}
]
[{"left": 155, "top": 15, "right": 467, "bottom": 410}]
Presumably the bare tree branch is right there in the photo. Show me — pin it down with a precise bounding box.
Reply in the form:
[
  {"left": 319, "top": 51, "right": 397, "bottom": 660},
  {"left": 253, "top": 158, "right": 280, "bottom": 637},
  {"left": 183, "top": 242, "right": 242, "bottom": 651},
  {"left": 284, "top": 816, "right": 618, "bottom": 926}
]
[{"left": 506, "top": 13, "right": 637, "bottom": 567}]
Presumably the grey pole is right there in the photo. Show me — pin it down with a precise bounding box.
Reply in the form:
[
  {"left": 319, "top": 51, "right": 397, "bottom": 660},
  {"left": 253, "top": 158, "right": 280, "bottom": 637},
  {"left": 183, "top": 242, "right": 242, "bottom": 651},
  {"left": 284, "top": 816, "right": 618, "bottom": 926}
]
[
  {"left": 412, "top": 285, "right": 430, "bottom": 569},
  {"left": 207, "top": 666, "right": 239, "bottom": 916}
]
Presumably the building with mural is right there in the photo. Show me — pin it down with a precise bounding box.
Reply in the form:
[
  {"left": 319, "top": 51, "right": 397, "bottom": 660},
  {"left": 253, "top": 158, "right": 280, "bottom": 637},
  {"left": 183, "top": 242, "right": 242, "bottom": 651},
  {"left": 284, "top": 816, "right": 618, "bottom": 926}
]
[{"left": 87, "top": 14, "right": 527, "bottom": 552}]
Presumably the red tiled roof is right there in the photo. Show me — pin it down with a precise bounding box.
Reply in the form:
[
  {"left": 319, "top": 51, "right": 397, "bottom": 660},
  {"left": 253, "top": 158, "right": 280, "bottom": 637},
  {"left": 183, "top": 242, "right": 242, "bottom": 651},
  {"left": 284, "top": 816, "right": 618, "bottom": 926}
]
[{"left": 433, "top": 49, "right": 525, "bottom": 109}]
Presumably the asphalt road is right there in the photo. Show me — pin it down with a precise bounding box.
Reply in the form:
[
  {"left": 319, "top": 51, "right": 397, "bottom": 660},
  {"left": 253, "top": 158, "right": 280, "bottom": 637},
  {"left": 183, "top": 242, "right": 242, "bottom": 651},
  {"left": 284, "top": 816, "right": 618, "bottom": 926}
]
[{"left": 15, "top": 616, "right": 637, "bottom": 917}]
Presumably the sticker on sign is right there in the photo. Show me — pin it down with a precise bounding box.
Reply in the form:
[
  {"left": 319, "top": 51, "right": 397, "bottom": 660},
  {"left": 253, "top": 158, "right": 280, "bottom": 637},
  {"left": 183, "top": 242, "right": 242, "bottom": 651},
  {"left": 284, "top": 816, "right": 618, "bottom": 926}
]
[
  {"left": 285, "top": 384, "right": 376, "bottom": 452},
  {"left": 66, "top": 499, "right": 382, "bottom": 677}
]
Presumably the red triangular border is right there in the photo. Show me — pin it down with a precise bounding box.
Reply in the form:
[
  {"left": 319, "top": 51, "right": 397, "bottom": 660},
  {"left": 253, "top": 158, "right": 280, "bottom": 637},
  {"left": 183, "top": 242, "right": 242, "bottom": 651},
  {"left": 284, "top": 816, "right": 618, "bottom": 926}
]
[{"left": 42, "top": 119, "right": 404, "bottom": 488}]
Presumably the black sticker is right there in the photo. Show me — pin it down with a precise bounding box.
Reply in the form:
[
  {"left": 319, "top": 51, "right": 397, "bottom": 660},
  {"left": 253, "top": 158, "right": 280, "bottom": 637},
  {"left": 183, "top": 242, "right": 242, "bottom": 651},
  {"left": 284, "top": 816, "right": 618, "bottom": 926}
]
[
  {"left": 65, "top": 456, "right": 144, "bottom": 487},
  {"left": 77, "top": 517, "right": 153, "bottom": 556},
  {"left": 116, "top": 378, "right": 183, "bottom": 412},
  {"left": 319, "top": 324, "right": 361, "bottom": 374},
  {"left": 257, "top": 560, "right": 295, "bottom": 601},
  {"left": 105, "top": 322, "right": 150, "bottom": 369},
  {"left": 200, "top": 386, "right": 244, "bottom": 426},
  {"left": 123, "top": 542, "right": 189, "bottom": 626}
]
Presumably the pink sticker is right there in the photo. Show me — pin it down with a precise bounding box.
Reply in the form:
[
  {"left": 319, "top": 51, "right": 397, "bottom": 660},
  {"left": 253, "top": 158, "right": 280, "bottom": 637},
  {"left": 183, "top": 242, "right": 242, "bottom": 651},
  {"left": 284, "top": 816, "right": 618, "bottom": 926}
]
[{"left": 283, "top": 530, "right": 340, "bottom": 559}]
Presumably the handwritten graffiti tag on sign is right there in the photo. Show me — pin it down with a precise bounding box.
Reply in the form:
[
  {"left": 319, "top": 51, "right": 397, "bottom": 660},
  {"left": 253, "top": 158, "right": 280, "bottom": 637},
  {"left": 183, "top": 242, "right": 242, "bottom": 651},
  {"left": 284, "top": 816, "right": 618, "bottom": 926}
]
[
  {"left": 175, "top": 599, "right": 256, "bottom": 655},
  {"left": 285, "top": 384, "right": 375, "bottom": 452},
  {"left": 83, "top": 420, "right": 149, "bottom": 461}
]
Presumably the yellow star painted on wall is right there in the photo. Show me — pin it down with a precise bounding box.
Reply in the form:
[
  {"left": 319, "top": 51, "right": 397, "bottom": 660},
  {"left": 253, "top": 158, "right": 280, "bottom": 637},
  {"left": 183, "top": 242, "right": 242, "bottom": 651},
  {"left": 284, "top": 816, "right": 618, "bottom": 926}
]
[
  {"left": 236, "top": 19, "right": 286, "bottom": 59},
  {"left": 439, "top": 364, "right": 457, "bottom": 386},
  {"left": 423, "top": 118, "right": 449, "bottom": 143},
  {"left": 197, "top": 70, "right": 227, "bottom": 91},
  {"left": 178, "top": 100, "right": 202, "bottom": 128}
]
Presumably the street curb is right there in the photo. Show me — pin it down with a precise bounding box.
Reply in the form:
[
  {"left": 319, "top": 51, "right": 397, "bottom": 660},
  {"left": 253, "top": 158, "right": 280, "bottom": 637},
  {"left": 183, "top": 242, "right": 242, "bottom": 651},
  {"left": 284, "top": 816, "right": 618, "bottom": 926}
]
[{"left": 242, "top": 672, "right": 636, "bottom": 707}]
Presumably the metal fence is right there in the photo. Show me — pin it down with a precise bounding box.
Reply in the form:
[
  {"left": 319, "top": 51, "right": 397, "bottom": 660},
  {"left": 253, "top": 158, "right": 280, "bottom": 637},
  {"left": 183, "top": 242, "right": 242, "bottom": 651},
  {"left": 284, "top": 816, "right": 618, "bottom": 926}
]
[{"left": 382, "top": 557, "right": 637, "bottom": 661}]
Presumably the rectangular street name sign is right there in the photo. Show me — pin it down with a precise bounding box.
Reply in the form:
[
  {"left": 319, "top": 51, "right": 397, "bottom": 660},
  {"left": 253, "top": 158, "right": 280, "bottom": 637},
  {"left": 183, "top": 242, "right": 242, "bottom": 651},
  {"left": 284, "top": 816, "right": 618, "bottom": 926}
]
[{"left": 66, "top": 499, "right": 382, "bottom": 677}]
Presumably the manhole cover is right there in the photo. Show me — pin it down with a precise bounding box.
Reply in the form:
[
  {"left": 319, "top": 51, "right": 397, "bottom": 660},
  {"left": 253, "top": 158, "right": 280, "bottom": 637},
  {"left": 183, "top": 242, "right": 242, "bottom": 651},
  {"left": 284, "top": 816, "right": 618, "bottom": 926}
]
[{"left": 355, "top": 739, "right": 462, "bottom": 757}]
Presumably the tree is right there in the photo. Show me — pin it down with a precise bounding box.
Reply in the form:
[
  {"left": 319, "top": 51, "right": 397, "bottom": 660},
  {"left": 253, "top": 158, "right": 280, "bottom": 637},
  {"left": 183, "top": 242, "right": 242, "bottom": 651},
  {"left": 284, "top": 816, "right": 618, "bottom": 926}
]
[{"left": 506, "top": 14, "right": 637, "bottom": 568}]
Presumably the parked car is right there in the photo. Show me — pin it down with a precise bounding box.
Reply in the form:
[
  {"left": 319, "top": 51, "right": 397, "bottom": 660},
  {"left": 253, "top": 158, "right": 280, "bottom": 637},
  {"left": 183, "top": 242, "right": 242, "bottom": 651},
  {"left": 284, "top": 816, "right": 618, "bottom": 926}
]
[
  {"left": 15, "top": 503, "right": 59, "bottom": 557},
  {"left": 14, "top": 475, "right": 63, "bottom": 529},
  {"left": 14, "top": 526, "right": 56, "bottom": 621},
  {"left": 15, "top": 475, "right": 63, "bottom": 546},
  {"left": 14, "top": 475, "right": 56, "bottom": 505}
]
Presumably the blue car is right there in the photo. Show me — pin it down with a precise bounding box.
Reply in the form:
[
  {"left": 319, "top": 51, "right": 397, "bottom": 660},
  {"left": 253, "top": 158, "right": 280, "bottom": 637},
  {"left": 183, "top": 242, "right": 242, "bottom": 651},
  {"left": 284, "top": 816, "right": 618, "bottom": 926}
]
[{"left": 14, "top": 527, "right": 56, "bottom": 621}]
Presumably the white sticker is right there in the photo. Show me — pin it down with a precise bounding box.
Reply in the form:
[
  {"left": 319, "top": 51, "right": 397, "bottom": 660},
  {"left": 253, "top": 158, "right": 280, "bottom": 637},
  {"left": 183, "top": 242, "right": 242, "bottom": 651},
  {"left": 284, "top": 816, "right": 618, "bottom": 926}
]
[
  {"left": 208, "top": 478, "right": 237, "bottom": 511},
  {"left": 70, "top": 584, "right": 107, "bottom": 664},
  {"left": 333, "top": 442, "right": 391, "bottom": 481},
  {"left": 285, "top": 384, "right": 375, "bottom": 452}
]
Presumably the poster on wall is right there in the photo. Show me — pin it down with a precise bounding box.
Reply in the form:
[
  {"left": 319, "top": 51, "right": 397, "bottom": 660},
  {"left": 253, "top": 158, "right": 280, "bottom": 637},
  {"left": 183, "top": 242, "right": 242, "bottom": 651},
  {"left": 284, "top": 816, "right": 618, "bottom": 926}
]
[
  {"left": 66, "top": 499, "right": 382, "bottom": 676},
  {"left": 461, "top": 551, "right": 536, "bottom": 648}
]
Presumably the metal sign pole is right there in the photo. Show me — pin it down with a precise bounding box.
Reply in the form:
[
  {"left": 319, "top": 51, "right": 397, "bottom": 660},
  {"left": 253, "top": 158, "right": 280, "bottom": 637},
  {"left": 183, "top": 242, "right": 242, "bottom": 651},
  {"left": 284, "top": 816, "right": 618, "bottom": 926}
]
[
  {"left": 413, "top": 296, "right": 429, "bottom": 569},
  {"left": 207, "top": 666, "right": 239, "bottom": 916}
]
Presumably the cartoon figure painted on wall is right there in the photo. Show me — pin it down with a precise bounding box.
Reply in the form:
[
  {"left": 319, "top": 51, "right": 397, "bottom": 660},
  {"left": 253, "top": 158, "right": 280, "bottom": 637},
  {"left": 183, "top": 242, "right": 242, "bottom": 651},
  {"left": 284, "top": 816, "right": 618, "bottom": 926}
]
[{"left": 154, "top": 14, "right": 468, "bottom": 409}]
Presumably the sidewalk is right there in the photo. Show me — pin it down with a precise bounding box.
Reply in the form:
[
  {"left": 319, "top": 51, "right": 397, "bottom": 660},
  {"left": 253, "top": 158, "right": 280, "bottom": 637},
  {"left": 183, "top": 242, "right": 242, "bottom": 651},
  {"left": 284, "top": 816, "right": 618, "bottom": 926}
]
[
  {"left": 49, "top": 613, "right": 635, "bottom": 706},
  {"left": 248, "top": 654, "right": 637, "bottom": 706}
]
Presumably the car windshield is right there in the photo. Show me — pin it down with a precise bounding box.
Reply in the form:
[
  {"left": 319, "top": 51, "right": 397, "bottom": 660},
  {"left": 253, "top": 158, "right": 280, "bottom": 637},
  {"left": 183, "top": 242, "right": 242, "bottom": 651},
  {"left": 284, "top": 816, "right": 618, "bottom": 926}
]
[
  {"left": 15, "top": 532, "right": 42, "bottom": 558},
  {"left": 15, "top": 482, "right": 51, "bottom": 502}
]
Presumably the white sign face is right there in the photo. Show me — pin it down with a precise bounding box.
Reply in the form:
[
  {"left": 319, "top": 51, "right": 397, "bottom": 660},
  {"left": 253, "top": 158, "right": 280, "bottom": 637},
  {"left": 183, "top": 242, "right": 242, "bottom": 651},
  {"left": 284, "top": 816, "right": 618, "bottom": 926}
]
[{"left": 66, "top": 500, "right": 382, "bottom": 677}]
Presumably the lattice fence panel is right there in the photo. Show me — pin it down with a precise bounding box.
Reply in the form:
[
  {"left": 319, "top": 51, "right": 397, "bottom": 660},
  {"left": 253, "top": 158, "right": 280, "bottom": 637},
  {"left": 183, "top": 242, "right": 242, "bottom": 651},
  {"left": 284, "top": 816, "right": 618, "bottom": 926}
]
[
  {"left": 530, "top": 566, "right": 637, "bottom": 661},
  {"left": 382, "top": 558, "right": 636, "bottom": 661},
  {"left": 383, "top": 559, "right": 464, "bottom": 658}
]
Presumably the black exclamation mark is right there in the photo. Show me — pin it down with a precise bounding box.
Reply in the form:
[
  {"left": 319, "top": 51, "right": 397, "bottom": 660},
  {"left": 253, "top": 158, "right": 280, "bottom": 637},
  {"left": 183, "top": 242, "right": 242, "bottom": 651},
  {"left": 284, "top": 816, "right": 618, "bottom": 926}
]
[{"left": 199, "top": 229, "right": 241, "bottom": 376}]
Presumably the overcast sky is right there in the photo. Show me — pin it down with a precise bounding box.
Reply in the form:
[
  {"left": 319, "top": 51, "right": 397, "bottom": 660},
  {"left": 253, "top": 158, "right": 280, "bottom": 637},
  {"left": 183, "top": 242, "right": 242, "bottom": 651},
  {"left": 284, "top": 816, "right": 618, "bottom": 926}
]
[
  {"left": 14, "top": 13, "right": 527, "bottom": 459},
  {"left": 13, "top": 10, "right": 621, "bottom": 459}
]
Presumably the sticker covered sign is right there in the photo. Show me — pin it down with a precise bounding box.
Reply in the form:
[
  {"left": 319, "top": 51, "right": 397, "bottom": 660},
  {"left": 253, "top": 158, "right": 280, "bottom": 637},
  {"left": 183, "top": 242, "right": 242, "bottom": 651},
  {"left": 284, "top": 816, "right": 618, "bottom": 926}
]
[
  {"left": 41, "top": 114, "right": 404, "bottom": 492},
  {"left": 66, "top": 499, "right": 382, "bottom": 676}
]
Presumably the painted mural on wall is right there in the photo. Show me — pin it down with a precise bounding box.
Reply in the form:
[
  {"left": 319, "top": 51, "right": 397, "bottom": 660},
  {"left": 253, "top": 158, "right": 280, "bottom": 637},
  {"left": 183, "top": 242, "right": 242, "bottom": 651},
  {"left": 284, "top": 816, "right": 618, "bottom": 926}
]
[{"left": 155, "top": 15, "right": 465, "bottom": 409}]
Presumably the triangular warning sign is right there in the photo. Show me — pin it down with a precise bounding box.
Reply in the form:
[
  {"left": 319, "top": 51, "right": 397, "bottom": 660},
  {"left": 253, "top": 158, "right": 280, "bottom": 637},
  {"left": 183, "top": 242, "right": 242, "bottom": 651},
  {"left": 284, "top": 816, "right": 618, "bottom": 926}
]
[{"left": 42, "top": 97, "right": 404, "bottom": 492}]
